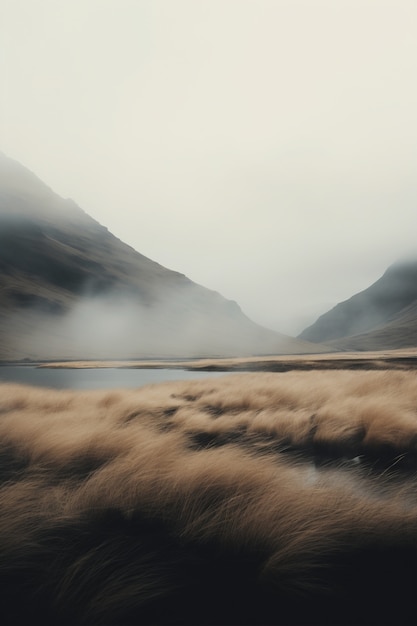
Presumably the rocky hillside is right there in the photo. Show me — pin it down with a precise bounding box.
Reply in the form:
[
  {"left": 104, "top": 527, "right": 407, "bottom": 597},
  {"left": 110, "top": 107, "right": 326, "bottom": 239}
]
[
  {"left": 0, "top": 152, "right": 323, "bottom": 360},
  {"left": 299, "top": 260, "right": 417, "bottom": 350}
]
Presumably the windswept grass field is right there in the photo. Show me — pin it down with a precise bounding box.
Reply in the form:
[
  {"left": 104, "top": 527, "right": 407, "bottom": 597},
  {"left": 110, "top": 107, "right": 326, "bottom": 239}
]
[{"left": 1, "top": 369, "right": 416, "bottom": 625}]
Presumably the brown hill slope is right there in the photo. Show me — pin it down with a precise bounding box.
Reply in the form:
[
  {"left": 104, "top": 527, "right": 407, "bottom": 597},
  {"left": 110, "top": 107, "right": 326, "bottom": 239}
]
[
  {"left": 0, "top": 152, "right": 323, "bottom": 360},
  {"left": 299, "top": 260, "right": 417, "bottom": 350}
]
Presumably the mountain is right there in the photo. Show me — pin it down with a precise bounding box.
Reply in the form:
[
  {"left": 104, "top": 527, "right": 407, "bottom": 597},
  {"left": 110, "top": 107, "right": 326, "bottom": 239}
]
[
  {"left": 299, "top": 260, "right": 417, "bottom": 350},
  {"left": 0, "top": 152, "right": 323, "bottom": 360}
]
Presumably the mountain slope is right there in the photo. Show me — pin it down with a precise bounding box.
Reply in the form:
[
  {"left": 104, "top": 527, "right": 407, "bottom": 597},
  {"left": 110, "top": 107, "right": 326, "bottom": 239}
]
[
  {"left": 0, "top": 152, "right": 324, "bottom": 360},
  {"left": 299, "top": 260, "right": 417, "bottom": 350}
]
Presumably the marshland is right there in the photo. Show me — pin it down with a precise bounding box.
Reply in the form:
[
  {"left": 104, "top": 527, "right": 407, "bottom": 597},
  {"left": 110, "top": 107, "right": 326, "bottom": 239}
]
[
  {"left": 2, "top": 2, "right": 417, "bottom": 624},
  {"left": 1, "top": 358, "right": 416, "bottom": 625}
]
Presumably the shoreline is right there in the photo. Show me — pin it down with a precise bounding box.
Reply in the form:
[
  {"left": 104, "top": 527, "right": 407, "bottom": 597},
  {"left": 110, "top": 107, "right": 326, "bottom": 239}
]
[{"left": 19, "top": 347, "right": 417, "bottom": 372}]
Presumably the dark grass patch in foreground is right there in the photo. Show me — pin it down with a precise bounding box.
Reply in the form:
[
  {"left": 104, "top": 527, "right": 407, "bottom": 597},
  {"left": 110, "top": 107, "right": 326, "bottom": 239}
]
[{"left": 0, "top": 371, "right": 416, "bottom": 625}]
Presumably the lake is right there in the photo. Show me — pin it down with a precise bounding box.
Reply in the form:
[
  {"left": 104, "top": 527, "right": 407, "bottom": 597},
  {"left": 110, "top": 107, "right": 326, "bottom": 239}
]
[{"left": 0, "top": 366, "right": 230, "bottom": 390}]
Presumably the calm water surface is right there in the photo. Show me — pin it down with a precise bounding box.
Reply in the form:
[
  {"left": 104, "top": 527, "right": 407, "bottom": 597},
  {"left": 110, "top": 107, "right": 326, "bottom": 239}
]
[{"left": 0, "top": 366, "right": 230, "bottom": 390}]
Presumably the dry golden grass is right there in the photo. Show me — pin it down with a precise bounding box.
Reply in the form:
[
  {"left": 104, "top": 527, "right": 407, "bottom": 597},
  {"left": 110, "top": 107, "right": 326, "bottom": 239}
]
[{"left": 0, "top": 371, "right": 416, "bottom": 625}]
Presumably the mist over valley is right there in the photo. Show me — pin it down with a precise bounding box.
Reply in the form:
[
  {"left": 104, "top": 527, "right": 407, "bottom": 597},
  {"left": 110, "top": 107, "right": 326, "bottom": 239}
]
[
  {"left": 0, "top": 152, "right": 324, "bottom": 361},
  {"left": 1, "top": 150, "right": 417, "bottom": 625},
  {"left": 2, "top": 151, "right": 417, "bottom": 363},
  {"left": 1, "top": 1, "right": 417, "bottom": 622}
]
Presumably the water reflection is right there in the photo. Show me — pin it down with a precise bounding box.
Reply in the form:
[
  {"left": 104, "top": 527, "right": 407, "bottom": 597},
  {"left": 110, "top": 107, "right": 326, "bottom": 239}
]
[{"left": 0, "top": 366, "right": 229, "bottom": 390}]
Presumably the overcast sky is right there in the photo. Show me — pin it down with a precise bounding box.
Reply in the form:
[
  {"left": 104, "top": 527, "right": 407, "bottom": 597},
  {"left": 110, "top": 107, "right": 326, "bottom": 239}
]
[{"left": 1, "top": 0, "right": 416, "bottom": 335}]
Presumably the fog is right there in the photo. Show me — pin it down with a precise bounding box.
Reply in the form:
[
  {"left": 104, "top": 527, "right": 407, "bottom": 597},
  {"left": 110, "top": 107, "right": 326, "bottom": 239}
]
[
  {"left": 7, "top": 293, "right": 233, "bottom": 360},
  {"left": 1, "top": 0, "right": 417, "bottom": 334},
  {"left": 7, "top": 288, "right": 313, "bottom": 360}
]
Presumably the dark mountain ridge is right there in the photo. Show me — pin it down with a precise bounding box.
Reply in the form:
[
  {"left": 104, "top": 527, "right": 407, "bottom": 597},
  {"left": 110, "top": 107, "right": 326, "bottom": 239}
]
[
  {"left": 0, "top": 152, "right": 324, "bottom": 360},
  {"left": 299, "top": 260, "right": 417, "bottom": 350}
]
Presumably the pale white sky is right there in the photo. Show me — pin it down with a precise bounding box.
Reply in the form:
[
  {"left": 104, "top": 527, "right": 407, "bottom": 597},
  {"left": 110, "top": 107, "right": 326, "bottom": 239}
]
[{"left": 1, "top": 0, "right": 416, "bottom": 335}]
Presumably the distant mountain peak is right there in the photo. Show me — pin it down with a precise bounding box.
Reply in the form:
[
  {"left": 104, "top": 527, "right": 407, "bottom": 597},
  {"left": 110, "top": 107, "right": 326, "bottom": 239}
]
[
  {"left": 299, "top": 258, "right": 417, "bottom": 350},
  {"left": 0, "top": 152, "right": 326, "bottom": 360}
]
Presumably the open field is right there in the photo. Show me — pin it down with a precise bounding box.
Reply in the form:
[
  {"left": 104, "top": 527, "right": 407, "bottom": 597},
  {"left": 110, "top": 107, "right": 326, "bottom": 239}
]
[{"left": 0, "top": 369, "right": 416, "bottom": 625}]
